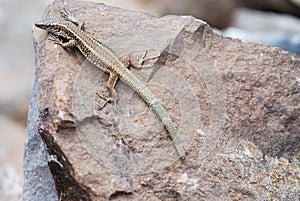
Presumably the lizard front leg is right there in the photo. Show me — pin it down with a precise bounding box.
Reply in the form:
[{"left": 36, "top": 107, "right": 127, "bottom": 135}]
[
  {"left": 60, "top": 7, "right": 84, "bottom": 30},
  {"left": 48, "top": 34, "right": 76, "bottom": 48}
]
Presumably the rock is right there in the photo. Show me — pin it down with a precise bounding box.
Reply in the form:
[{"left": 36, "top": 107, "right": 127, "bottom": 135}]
[
  {"left": 237, "top": 0, "right": 300, "bottom": 17},
  {"left": 153, "top": 0, "right": 236, "bottom": 29},
  {"left": 0, "top": 115, "right": 25, "bottom": 173},
  {"left": 22, "top": 53, "right": 58, "bottom": 200},
  {"left": 223, "top": 8, "right": 300, "bottom": 56},
  {"left": 0, "top": 0, "right": 47, "bottom": 126},
  {"left": 0, "top": 115, "right": 24, "bottom": 200},
  {"left": 92, "top": 0, "right": 236, "bottom": 29},
  {"left": 26, "top": 0, "right": 300, "bottom": 200},
  {"left": 0, "top": 165, "right": 22, "bottom": 201}
]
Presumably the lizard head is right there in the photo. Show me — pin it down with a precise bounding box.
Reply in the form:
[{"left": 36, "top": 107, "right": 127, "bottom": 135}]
[{"left": 35, "top": 18, "right": 68, "bottom": 39}]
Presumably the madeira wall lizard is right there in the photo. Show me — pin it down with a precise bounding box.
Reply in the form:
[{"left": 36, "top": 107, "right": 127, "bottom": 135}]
[{"left": 35, "top": 12, "right": 186, "bottom": 160}]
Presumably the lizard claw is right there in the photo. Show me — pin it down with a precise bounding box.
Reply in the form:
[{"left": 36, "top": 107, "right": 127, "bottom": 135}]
[
  {"left": 96, "top": 89, "right": 118, "bottom": 110},
  {"left": 123, "top": 50, "right": 159, "bottom": 69},
  {"left": 96, "top": 92, "right": 114, "bottom": 110},
  {"left": 60, "top": 7, "right": 84, "bottom": 30}
]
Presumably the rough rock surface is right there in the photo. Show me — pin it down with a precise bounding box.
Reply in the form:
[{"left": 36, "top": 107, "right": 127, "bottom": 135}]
[
  {"left": 25, "top": 0, "right": 300, "bottom": 200},
  {"left": 158, "top": 0, "right": 236, "bottom": 29}
]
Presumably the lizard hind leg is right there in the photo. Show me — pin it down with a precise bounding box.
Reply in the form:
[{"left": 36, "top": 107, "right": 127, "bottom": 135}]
[
  {"left": 106, "top": 72, "right": 119, "bottom": 103},
  {"left": 96, "top": 92, "right": 113, "bottom": 110},
  {"left": 96, "top": 72, "right": 119, "bottom": 110}
]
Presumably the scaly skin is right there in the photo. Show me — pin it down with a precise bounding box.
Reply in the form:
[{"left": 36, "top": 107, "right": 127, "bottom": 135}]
[{"left": 35, "top": 16, "right": 185, "bottom": 160}]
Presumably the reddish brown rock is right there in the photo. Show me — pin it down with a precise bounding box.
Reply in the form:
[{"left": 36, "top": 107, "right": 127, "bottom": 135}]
[
  {"left": 26, "top": 0, "right": 299, "bottom": 200},
  {"left": 154, "top": 0, "right": 236, "bottom": 29}
]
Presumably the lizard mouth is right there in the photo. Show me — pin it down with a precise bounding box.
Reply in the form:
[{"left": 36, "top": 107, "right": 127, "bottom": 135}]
[
  {"left": 35, "top": 21, "right": 67, "bottom": 42},
  {"left": 35, "top": 21, "right": 47, "bottom": 29}
]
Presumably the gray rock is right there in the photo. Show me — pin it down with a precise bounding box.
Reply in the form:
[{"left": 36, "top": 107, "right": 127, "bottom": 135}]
[
  {"left": 22, "top": 52, "right": 58, "bottom": 200},
  {"left": 0, "top": 165, "right": 22, "bottom": 201},
  {"left": 223, "top": 8, "right": 300, "bottom": 56}
]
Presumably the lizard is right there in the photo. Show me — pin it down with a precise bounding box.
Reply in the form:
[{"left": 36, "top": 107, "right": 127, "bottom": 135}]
[{"left": 35, "top": 10, "right": 186, "bottom": 160}]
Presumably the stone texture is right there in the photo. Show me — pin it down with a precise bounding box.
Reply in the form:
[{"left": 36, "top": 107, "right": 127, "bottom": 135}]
[
  {"left": 22, "top": 52, "right": 58, "bottom": 201},
  {"left": 153, "top": 0, "right": 236, "bottom": 29},
  {"left": 26, "top": 0, "right": 300, "bottom": 200}
]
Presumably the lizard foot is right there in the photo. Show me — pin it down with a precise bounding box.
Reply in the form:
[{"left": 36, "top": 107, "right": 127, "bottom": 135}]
[
  {"left": 96, "top": 87, "right": 118, "bottom": 110},
  {"left": 96, "top": 92, "right": 115, "bottom": 110},
  {"left": 60, "top": 7, "right": 84, "bottom": 30},
  {"left": 122, "top": 50, "right": 159, "bottom": 69}
]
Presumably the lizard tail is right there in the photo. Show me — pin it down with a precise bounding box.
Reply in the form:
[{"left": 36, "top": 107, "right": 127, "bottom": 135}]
[{"left": 119, "top": 67, "right": 186, "bottom": 159}]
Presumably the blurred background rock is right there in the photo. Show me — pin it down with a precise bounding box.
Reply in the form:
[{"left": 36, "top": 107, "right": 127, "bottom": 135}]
[
  {"left": 0, "top": 0, "right": 48, "bottom": 200},
  {"left": 102, "top": 0, "right": 300, "bottom": 55},
  {"left": 0, "top": 0, "right": 299, "bottom": 200}
]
